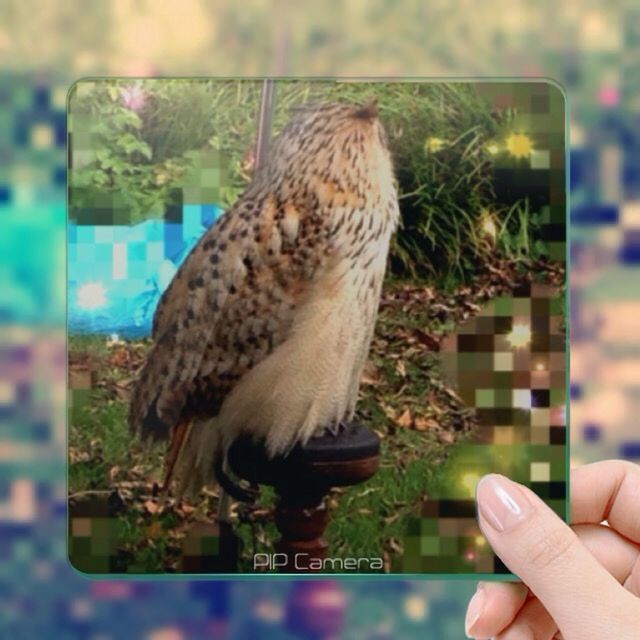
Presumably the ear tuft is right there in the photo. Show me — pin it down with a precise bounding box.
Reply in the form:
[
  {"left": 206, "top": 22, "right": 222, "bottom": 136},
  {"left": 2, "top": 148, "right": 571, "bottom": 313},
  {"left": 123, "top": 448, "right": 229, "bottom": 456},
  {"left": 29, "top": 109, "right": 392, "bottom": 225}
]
[{"left": 353, "top": 99, "right": 379, "bottom": 120}]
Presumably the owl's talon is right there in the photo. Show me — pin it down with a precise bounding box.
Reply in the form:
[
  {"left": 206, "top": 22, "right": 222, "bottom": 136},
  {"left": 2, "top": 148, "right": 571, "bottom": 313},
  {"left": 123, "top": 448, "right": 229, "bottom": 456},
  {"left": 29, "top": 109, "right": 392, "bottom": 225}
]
[
  {"left": 215, "top": 459, "right": 258, "bottom": 503},
  {"left": 326, "top": 420, "right": 349, "bottom": 437}
]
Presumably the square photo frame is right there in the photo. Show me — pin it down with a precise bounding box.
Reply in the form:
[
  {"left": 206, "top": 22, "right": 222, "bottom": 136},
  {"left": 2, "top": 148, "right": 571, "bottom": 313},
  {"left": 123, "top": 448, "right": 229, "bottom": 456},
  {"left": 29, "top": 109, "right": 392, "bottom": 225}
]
[{"left": 66, "top": 78, "right": 567, "bottom": 575}]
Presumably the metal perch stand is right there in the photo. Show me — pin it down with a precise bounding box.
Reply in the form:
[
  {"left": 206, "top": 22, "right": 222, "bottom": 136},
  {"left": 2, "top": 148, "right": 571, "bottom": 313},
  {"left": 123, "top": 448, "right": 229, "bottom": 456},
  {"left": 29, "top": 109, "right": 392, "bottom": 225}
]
[
  {"left": 254, "top": 79, "right": 276, "bottom": 168},
  {"left": 228, "top": 423, "right": 380, "bottom": 573}
]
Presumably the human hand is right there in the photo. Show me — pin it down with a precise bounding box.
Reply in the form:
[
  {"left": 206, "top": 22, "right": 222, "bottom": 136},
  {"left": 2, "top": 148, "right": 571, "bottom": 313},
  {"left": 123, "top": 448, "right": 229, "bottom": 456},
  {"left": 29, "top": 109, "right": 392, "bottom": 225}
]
[{"left": 465, "top": 460, "right": 640, "bottom": 639}]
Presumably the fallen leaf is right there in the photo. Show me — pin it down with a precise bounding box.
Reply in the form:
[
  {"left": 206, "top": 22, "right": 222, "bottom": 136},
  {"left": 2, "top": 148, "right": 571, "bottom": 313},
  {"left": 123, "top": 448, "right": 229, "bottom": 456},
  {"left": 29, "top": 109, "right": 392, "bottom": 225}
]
[
  {"left": 426, "top": 393, "right": 446, "bottom": 416},
  {"left": 413, "top": 417, "right": 439, "bottom": 431},
  {"left": 438, "top": 431, "right": 455, "bottom": 444},
  {"left": 381, "top": 403, "right": 397, "bottom": 420},
  {"left": 177, "top": 503, "right": 195, "bottom": 517},
  {"left": 69, "top": 447, "right": 90, "bottom": 463},
  {"left": 411, "top": 329, "right": 440, "bottom": 351},
  {"left": 130, "top": 465, "right": 146, "bottom": 478},
  {"left": 107, "top": 348, "right": 130, "bottom": 368},
  {"left": 395, "top": 409, "right": 413, "bottom": 428},
  {"left": 248, "top": 508, "right": 273, "bottom": 519},
  {"left": 444, "top": 387, "right": 464, "bottom": 404},
  {"left": 361, "top": 361, "right": 383, "bottom": 386},
  {"left": 144, "top": 499, "right": 160, "bottom": 514}
]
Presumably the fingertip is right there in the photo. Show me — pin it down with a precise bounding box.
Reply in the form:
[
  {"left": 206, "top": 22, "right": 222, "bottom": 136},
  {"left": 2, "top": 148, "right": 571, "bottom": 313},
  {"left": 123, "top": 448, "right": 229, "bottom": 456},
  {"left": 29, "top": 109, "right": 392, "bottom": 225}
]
[
  {"left": 475, "top": 474, "right": 535, "bottom": 534},
  {"left": 494, "top": 597, "right": 557, "bottom": 640},
  {"left": 465, "top": 581, "right": 528, "bottom": 639},
  {"left": 465, "top": 583, "right": 485, "bottom": 637}
]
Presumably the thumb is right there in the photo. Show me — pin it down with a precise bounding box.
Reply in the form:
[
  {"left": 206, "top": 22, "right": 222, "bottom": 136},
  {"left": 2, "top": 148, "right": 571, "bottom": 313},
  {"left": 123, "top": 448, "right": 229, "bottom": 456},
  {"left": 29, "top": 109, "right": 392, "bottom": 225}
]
[{"left": 476, "top": 474, "right": 638, "bottom": 639}]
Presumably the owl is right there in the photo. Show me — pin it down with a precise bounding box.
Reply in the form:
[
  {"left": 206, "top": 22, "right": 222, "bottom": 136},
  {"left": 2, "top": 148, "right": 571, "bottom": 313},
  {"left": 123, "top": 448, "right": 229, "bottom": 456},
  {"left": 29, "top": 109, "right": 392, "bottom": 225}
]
[{"left": 129, "top": 100, "right": 400, "bottom": 498}]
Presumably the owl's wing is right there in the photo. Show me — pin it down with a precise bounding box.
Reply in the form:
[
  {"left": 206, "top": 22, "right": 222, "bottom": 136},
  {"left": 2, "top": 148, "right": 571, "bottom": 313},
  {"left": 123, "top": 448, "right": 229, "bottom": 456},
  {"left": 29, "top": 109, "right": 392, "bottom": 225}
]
[{"left": 128, "top": 187, "right": 335, "bottom": 441}]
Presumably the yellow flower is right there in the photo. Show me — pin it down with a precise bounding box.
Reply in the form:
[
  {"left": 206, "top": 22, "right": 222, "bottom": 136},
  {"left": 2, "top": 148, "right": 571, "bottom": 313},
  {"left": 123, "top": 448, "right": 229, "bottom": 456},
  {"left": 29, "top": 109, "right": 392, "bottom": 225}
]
[
  {"left": 486, "top": 142, "right": 500, "bottom": 155},
  {"left": 461, "top": 472, "right": 480, "bottom": 497},
  {"left": 506, "top": 323, "right": 532, "bottom": 349},
  {"left": 506, "top": 133, "right": 533, "bottom": 159},
  {"left": 424, "top": 136, "right": 445, "bottom": 153},
  {"left": 480, "top": 214, "right": 497, "bottom": 241}
]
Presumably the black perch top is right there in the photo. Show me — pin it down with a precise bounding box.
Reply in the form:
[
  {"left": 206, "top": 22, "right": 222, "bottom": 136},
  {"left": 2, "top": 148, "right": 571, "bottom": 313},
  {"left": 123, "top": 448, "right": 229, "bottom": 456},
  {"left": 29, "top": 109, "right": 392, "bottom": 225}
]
[{"left": 228, "top": 422, "right": 380, "bottom": 498}]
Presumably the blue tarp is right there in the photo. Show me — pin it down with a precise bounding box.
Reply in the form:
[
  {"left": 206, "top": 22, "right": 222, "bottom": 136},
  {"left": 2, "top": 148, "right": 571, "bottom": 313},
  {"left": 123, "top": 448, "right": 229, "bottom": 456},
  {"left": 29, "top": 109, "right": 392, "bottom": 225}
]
[{"left": 68, "top": 204, "right": 222, "bottom": 337}]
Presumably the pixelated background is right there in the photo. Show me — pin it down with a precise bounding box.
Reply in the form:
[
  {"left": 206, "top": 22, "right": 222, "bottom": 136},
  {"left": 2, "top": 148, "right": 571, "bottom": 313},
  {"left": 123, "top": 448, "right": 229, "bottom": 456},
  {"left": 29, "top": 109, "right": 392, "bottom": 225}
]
[{"left": 0, "top": 0, "right": 638, "bottom": 636}]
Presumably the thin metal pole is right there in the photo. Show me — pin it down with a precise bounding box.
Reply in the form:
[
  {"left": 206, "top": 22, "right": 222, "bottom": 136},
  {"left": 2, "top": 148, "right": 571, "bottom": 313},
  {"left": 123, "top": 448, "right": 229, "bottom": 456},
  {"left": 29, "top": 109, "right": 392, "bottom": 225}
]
[{"left": 254, "top": 79, "right": 276, "bottom": 169}]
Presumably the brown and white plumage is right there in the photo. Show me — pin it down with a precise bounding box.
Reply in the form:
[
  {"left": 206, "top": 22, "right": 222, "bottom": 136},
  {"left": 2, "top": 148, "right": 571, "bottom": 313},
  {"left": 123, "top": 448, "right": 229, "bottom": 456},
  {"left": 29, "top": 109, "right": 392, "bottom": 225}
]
[{"left": 129, "top": 101, "right": 399, "bottom": 496}]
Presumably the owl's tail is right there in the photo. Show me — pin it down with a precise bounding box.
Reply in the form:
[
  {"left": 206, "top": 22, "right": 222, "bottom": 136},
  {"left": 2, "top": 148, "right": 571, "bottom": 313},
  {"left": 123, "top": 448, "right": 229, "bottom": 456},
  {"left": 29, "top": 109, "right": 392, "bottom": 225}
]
[
  {"left": 166, "top": 415, "right": 223, "bottom": 500},
  {"left": 166, "top": 415, "right": 253, "bottom": 521},
  {"left": 161, "top": 419, "right": 193, "bottom": 492}
]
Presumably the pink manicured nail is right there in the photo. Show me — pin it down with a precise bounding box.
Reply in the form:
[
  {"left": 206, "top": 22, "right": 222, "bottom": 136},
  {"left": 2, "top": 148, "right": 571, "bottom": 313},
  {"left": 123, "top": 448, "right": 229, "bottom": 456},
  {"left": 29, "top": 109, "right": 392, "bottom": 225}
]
[
  {"left": 476, "top": 474, "right": 532, "bottom": 532},
  {"left": 465, "top": 583, "right": 485, "bottom": 638}
]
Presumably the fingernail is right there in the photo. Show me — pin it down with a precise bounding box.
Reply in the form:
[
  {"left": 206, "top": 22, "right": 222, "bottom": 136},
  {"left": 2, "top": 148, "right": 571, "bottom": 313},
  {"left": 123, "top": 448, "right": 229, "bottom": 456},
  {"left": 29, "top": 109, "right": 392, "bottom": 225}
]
[
  {"left": 476, "top": 474, "right": 532, "bottom": 532},
  {"left": 465, "top": 583, "right": 485, "bottom": 638}
]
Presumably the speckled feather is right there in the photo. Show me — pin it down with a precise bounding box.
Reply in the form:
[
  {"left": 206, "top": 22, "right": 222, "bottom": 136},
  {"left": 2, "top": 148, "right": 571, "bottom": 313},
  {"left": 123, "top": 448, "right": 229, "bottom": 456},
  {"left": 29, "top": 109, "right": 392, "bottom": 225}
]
[{"left": 128, "top": 101, "right": 399, "bottom": 494}]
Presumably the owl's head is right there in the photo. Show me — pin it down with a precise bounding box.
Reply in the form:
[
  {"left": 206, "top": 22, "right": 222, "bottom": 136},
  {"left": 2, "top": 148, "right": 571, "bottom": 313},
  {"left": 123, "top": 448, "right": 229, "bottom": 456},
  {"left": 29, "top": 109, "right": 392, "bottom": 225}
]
[{"left": 264, "top": 100, "right": 394, "bottom": 199}]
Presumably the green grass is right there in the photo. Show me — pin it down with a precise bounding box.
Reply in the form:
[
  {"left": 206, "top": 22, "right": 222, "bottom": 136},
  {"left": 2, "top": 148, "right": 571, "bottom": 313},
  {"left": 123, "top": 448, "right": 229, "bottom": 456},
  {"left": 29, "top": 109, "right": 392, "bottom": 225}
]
[
  {"left": 69, "top": 336, "right": 161, "bottom": 494},
  {"left": 230, "top": 281, "right": 476, "bottom": 572},
  {"left": 68, "top": 254, "right": 563, "bottom": 573},
  {"left": 232, "top": 399, "right": 464, "bottom": 573},
  {"left": 68, "top": 336, "right": 178, "bottom": 573},
  {"left": 328, "top": 429, "right": 457, "bottom": 568},
  {"left": 67, "top": 278, "right": 477, "bottom": 574}
]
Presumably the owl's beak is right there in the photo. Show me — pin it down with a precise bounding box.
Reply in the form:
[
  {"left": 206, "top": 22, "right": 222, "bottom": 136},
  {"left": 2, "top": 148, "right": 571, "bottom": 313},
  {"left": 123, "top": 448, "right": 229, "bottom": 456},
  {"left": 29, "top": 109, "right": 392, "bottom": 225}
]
[{"left": 352, "top": 99, "right": 379, "bottom": 120}]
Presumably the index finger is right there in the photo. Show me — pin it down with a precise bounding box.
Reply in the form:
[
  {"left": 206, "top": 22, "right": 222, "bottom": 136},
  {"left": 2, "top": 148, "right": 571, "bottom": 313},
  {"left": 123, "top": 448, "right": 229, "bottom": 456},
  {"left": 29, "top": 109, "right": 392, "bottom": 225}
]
[{"left": 571, "top": 460, "right": 640, "bottom": 543}]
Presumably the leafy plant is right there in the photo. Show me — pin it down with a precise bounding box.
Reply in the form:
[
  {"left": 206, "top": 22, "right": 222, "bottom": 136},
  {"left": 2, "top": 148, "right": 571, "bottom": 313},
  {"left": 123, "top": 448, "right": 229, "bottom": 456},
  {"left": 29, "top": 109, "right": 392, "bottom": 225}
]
[
  {"left": 68, "top": 80, "right": 552, "bottom": 281},
  {"left": 68, "top": 80, "right": 262, "bottom": 222},
  {"left": 494, "top": 199, "right": 550, "bottom": 262}
]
